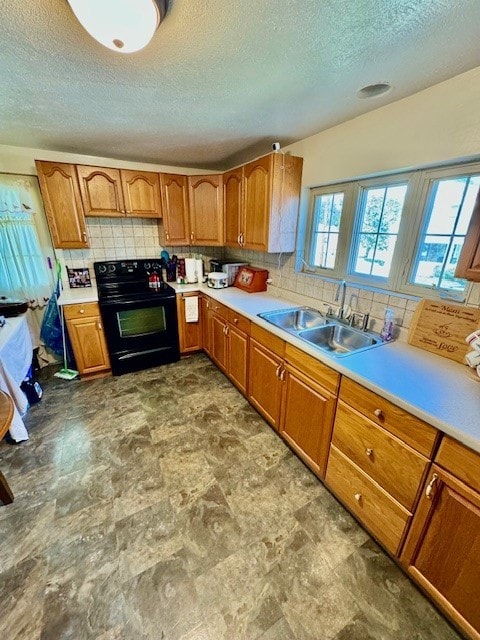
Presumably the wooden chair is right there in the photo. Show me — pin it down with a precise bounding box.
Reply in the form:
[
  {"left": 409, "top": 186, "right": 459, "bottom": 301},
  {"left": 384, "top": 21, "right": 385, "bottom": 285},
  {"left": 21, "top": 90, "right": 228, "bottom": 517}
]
[{"left": 0, "top": 390, "right": 14, "bottom": 504}]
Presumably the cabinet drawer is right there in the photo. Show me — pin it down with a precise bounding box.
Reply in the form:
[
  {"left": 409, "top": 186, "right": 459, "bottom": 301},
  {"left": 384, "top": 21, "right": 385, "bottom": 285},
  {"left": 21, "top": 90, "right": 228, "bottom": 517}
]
[
  {"left": 339, "top": 378, "right": 438, "bottom": 457},
  {"left": 333, "top": 401, "right": 430, "bottom": 511},
  {"left": 251, "top": 323, "right": 285, "bottom": 358},
  {"left": 228, "top": 309, "right": 250, "bottom": 334},
  {"left": 326, "top": 445, "right": 411, "bottom": 556},
  {"left": 210, "top": 300, "right": 228, "bottom": 320},
  {"left": 63, "top": 302, "right": 100, "bottom": 320},
  {"left": 284, "top": 343, "right": 340, "bottom": 395},
  {"left": 436, "top": 436, "right": 480, "bottom": 494}
]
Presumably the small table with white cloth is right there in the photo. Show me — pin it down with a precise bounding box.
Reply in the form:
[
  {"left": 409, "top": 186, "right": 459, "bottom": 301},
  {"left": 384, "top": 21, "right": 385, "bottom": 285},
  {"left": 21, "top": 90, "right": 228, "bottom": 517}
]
[{"left": 0, "top": 314, "right": 33, "bottom": 442}]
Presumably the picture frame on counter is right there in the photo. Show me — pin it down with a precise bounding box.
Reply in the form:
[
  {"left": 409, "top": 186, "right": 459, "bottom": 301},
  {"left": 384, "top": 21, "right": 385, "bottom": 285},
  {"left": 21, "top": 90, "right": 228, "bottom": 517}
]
[{"left": 67, "top": 267, "right": 92, "bottom": 288}]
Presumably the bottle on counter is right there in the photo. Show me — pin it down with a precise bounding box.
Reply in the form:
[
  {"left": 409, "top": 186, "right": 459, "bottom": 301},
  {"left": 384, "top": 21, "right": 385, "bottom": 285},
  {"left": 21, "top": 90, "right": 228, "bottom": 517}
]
[{"left": 380, "top": 308, "right": 395, "bottom": 342}]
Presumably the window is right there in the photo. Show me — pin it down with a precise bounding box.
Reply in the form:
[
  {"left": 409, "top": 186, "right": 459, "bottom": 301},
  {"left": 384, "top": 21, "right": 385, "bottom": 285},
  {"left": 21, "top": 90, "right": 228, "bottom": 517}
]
[
  {"left": 409, "top": 173, "right": 480, "bottom": 292},
  {"left": 351, "top": 182, "right": 408, "bottom": 280},
  {"left": 303, "top": 161, "right": 480, "bottom": 299},
  {"left": 0, "top": 180, "right": 51, "bottom": 304},
  {"left": 309, "top": 188, "right": 346, "bottom": 269}
]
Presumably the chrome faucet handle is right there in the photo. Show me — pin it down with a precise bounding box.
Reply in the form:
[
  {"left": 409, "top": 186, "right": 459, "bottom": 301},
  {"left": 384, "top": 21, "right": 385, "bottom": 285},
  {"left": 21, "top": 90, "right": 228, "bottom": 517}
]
[
  {"left": 361, "top": 313, "right": 370, "bottom": 332},
  {"left": 323, "top": 303, "right": 334, "bottom": 317}
]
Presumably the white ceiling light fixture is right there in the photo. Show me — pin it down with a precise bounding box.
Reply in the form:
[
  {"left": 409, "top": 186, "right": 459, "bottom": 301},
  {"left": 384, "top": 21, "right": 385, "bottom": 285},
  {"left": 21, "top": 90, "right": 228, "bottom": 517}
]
[{"left": 67, "top": 0, "right": 169, "bottom": 54}]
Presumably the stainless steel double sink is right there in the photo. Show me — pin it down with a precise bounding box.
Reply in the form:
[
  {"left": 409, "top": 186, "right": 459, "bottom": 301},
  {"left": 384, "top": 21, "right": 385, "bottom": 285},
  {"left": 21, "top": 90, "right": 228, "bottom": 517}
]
[{"left": 258, "top": 306, "right": 388, "bottom": 357}]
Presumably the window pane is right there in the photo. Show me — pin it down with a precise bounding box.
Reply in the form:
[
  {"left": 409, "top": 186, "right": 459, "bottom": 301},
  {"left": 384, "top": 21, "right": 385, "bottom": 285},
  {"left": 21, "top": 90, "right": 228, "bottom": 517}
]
[
  {"left": 310, "top": 191, "right": 344, "bottom": 269},
  {"left": 411, "top": 174, "right": 480, "bottom": 290},
  {"left": 352, "top": 183, "right": 407, "bottom": 279}
]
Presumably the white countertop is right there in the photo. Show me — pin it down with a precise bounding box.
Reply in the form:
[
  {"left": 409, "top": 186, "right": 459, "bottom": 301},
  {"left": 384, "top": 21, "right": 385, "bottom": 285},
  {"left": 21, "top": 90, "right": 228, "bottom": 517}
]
[{"left": 60, "top": 281, "right": 480, "bottom": 454}]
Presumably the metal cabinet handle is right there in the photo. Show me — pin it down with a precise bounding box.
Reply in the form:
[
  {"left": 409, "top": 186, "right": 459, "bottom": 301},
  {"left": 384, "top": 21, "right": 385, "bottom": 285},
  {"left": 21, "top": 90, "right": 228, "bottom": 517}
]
[
  {"left": 190, "top": 231, "right": 195, "bottom": 242},
  {"left": 275, "top": 364, "right": 282, "bottom": 378},
  {"left": 237, "top": 234, "right": 242, "bottom": 246},
  {"left": 240, "top": 232, "right": 245, "bottom": 246},
  {"left": 280, "top": 367, "right": 286, "bottom": 381},
  {"left": 373, "top": 408, "right": 383, "bottom": 419},
  {"left": 98, "top": 322, "right": 102, "bottom": 330},
  {"left": 165, "top": 232, "right": 170, "bottom": 241},
  {"left": 365, "top": 448, "right": 373, "bottom": 457},
  {"left": 79, "top": 308, "right": 85, "bottom": 314},
  {"left": 354, "top": 493, "right": 362, "bottom": 502},
  {"left": 425, "top": 473, "right": 438, "bottom": 499},
  {"left": 233, "top": 318, "right": 238, "bottom": 324},
  {"left": 82, "top": 231, "right": 87, "bottom": 241},
  {"left": 225, "top": 325, "right": 229, "bottom": 336}
]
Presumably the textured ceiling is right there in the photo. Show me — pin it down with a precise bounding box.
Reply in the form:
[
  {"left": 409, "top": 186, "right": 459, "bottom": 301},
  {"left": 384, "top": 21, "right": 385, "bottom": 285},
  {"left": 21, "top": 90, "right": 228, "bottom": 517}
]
[{"left": 1, "top": 0, "right": 480, "bottom": 170}]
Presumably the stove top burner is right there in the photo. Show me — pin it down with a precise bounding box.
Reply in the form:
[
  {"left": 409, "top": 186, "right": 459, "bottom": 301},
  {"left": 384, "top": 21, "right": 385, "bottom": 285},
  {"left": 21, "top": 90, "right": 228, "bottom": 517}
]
[{"left": 94, "top": 259, "right": 176, "bottom": 301}]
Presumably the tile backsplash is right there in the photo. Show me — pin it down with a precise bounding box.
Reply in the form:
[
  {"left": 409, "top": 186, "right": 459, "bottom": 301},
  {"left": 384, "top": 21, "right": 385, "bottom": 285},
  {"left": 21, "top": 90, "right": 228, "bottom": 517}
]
[{"left": 57, "top": 217, "right": 223, "bottom": 287}]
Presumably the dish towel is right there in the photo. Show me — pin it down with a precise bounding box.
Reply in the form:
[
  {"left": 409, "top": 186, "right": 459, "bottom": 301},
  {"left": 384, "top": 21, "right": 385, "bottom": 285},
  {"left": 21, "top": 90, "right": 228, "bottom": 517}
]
[{"left": 185, "top": 296, "right": 199, "bottom": 323}]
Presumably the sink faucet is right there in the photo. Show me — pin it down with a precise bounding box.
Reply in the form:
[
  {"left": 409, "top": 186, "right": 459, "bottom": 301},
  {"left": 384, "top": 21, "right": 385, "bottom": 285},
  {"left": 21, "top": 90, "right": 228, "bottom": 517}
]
[{"left": 335, "top": 280, "right": 347, "bottom": 319}]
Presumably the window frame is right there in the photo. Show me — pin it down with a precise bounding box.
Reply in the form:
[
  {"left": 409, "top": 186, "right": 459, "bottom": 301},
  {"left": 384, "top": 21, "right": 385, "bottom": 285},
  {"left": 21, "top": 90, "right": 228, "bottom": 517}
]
[
  {"left": 395, "top": 162, "right": 480, "bottom": 299},
  {"left": 303, "top": 182, "right": 356, "bottom": 279},
  {"left": 301, "top": 160, "right": 480, "bottom": 301}
]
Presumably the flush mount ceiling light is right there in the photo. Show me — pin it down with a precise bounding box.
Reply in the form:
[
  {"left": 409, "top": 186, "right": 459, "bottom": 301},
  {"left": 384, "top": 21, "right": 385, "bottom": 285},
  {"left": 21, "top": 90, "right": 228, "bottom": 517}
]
[
  {"left": 357, "top": 82, "right": 392, "bottom": 99},
  {"left": 67, "top": 0, "right": 168, "bottom": 53}
]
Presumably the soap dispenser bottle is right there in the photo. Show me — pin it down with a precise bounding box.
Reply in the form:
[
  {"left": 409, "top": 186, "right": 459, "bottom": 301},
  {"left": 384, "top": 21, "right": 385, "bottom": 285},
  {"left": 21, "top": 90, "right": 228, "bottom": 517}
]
[{"left": 380, "top": 308, "right": 395, "bottom": 341}]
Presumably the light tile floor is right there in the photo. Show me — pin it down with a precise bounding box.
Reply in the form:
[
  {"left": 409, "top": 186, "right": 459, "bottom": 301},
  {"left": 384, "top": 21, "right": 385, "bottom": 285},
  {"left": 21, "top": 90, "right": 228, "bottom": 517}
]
[{"left": 0, "top": 354, "right": 462, "bottom": 639}]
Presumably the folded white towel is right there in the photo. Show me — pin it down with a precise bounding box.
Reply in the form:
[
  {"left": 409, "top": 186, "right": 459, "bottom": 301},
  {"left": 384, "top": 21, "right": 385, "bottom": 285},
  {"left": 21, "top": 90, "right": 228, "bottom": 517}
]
[{"left": 185, "top": 296, "right": 199, "bottom": 323}]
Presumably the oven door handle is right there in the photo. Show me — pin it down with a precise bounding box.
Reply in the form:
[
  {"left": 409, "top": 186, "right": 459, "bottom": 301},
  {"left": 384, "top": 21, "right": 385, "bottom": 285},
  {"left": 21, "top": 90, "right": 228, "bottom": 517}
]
[{"left": 99, "top": 295, "right": 176, "bottom": 308}]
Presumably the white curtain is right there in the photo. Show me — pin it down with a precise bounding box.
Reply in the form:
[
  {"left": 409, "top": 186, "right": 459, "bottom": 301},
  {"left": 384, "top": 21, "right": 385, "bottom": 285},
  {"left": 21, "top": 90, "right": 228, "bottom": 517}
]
[{"left": 0, "top": 181, "right": 51, "bottom": 307}]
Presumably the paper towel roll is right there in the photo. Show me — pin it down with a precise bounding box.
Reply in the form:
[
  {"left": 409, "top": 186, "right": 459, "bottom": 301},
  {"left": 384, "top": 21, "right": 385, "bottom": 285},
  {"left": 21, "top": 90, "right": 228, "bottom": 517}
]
[
  {"left": 195, "top": 259, "right": 203, "bottom": 282},
  {"left": 185, "top": 258, "right": 197, "bottom": 283}
]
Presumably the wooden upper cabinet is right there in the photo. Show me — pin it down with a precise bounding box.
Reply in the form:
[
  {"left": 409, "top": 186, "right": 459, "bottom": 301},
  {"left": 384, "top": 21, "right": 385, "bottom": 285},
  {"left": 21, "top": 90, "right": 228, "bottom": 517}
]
[
  {"left": 243, "top": 155, "right": 271, "bottom": 251},
  {"left": 121, "top": 170, "right": 162, "bottom": 218},
  {"left": 35, "top": 161, "right": 88, "bottom": 249},
  {"left": 455, "top": 187, "right": 480, "bottom": 282},
  {"left": 76, "top": 165, "right": 125, "bottom": 217},
  {"left": 242, "top": 152, "right": 303, "bottom": 253},
  {"left": 188, "top": 174, "right": 224, "bottom": 246},
  {"left": 224, "top": 167, "right": 243, "bottom": 247},
  {"left": 160, "top": 173, "right": 190, "bottom": 245}
]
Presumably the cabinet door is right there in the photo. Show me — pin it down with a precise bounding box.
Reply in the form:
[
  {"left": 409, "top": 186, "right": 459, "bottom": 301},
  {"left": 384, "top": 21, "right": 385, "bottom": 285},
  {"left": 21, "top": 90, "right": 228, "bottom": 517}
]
[
  {"left": 248, "top": 338, "right": 283, "bottom": 430},
  {"left": 401, "top": 465, "right": 480, "bottom": 640},
  {"left": 228, "top": 324, "right": 248, "bottom": 395},
  {"left": 243, "top": 155, "right": 272, "bottom": 251},
  {"left": 224, "top": 167, "right": 243, "bottom": 247},
  {"left": 67, "top": 316, "right": 111, "bottom": 375},
  {"left": 188, "top": 175, "right": 224, "bottom": 246},
  {"left": 201, "top": 296, "right": 213, "bottom": 356},
  {"left": 455, "top": 187, "right": 480, "bottom": 282},
  {"left": 76, "top": 165, "right": 125, "bottom": 217},
  {"left": 35, "top": 161, "right": 88, "bottom": 249},
  {"left": 176, "top": 294, "right": 202, "bottom": 354},
  {"left": 121, "top": 170, "right": 162, "bottom": 218},
  {"left": 160, "top": 173, "right": 190, "bottom": 245},
  {"left": 280, "top": 365, "right": 336, "bottom": 478},
  {"left": 211, "top": 314, "right": 228, "bottom": 373}
]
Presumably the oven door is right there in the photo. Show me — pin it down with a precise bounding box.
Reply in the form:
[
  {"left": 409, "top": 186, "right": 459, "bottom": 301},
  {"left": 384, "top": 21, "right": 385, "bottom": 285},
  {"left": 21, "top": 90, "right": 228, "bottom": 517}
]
[{"left": 99, "top": 294, "right": 179, "bottom": 375}]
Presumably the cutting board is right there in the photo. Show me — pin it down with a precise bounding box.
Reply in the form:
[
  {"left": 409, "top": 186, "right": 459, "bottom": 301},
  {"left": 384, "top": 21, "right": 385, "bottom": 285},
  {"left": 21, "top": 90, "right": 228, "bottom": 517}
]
[{"left": 408, "top": 299, "right": 480, "bottom": 363}]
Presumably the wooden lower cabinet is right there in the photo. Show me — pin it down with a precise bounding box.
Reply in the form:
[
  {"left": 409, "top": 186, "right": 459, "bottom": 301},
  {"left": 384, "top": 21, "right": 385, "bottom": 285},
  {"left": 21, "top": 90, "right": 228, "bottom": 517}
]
[
  {"left": 228, "top": 323, "right": 248, "bottom": 395},
  {"left": 202, "top": 296, "right": 250, "bottom": 394},
  {"left": 63, "top": 303, "right": 110, "bottom": 376},
  {"left": 401, "top": 445, "right": 480, "bottom": 640},
  {"left": 326, "top": 446, "right": 412, "bottom": 556},
  {"left": 176, "top": 293, "right": 202, "bottom": 354},
  {"left": 248, "top": 338, "right": 284, "bottom": 430},
  {"left": 211, "top": 313, "right": 228, "bottom": 372},
  {"left": 325, "top": 378, "right": 438, "bottom": 557},
  {"left": 280, "top": 364, "right": 336, "bottom": 478}
]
